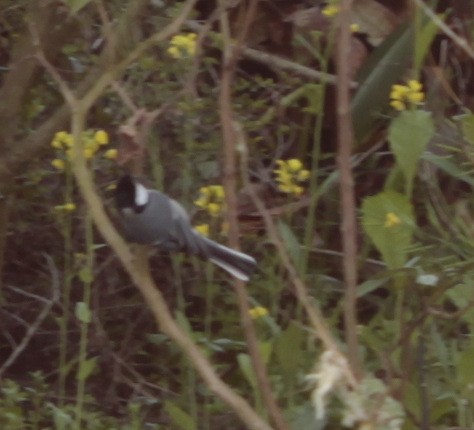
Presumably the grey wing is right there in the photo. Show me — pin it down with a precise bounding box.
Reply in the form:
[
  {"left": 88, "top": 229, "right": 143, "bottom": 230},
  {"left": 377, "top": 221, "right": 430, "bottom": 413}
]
[{"left": 169, "top": 199, "right": 210, "bottom": 257}]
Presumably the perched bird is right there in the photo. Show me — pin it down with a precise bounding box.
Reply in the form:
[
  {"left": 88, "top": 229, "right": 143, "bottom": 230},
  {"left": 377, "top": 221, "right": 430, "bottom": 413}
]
[{"left": 115, "top": 175, "right": 256, "bottom": 281}]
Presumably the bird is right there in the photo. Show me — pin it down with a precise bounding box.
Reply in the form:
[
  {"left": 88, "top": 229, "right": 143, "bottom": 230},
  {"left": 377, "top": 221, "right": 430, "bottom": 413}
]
[{"left": 115, "top": 174, "right": 256, "bottom": 282}]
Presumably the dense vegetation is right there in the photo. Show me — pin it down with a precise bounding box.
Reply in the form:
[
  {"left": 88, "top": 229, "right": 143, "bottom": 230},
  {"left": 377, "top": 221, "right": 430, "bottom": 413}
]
[{"left": 0, "top": 1, "right": 473, "bottom": 429}]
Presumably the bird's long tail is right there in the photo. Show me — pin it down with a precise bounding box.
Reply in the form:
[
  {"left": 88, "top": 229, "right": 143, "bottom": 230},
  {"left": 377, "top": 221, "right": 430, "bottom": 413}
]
[{"left": 200, "top": 236, "right": 256, "bottom": 282}]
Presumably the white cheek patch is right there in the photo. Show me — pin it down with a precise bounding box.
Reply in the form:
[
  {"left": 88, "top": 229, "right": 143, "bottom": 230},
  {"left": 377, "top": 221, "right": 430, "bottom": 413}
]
[{"left": 135, "top": 183, "right": 149, "bottom": 206}]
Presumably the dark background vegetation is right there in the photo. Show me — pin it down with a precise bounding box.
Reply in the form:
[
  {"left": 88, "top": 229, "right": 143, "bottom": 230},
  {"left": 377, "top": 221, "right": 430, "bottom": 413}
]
[{"left": 0, "top": 0, "right": 473, "bottom": 429}]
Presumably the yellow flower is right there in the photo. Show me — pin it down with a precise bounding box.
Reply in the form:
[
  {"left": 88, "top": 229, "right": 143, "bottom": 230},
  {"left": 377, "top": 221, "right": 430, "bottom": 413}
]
[
  {"left": 287, "top": 158, "right": 303, "bottom": 171},
  {"left": 55, "top": 202, "right": 76, "bottom": 212},
  {"left": 207, "top": 203, "right": 222, "bottom": 217},
  {"left": 94, "top": 130, "right": 109, "bottom": 145},
  {"left": 249, "top": 306, "right": 269, "bottom": 319},
  {"left": 167, "top": 33, "right": 197, "bottom": 59},
  {"left": 104, "top": 148, "right": 118, "bottom": 160},
  {"left": 194, "top": 223, "right": 210, "bottom": 237},
  {"left": 51, "top": 138, "right": 63, "bottom": 149},
  {"left": 322, "top": 4, "right": 340, "bottom": 17},
  {"left": 194, "top": 185, "right": 225, "bottom": 217},
  {"left": 209, "top": 185, "right": 225, "bottom": 200},
  {"left": 384, "top": 212, "right": 401, "bottom": 228},
  {"left": 350, "top": 23, "right": 360, "bottom": 32},
  {"left": 51, "top": 158, "right": 66, "bottom": 170},
  {"left": 51, "top": 131, "right": 73, "bottom": 149},
  {"left": 274, "top": 159, "right": 310, "bottom": 197},
  {"left": 390, "top": 80, "right": 424, "bottom": 111},
  {"left": 83, "top": 147, "right": 95, "bottom": 159}
]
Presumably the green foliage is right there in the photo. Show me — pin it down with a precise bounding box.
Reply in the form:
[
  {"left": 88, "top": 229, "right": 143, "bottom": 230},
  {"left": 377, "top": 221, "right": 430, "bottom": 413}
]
[
  {"left": 2, "top": 2, "right": 474, "bottom": 430},
  {"left": 388, "top": 110, "right": 435, "bottom": 196},
  {"left": 361, "top": 190, "right": 414, "bottom": 269}
]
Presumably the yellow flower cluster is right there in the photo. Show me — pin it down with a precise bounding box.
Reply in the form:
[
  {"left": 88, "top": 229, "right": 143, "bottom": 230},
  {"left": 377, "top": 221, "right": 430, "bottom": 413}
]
[
  {"left": 194, "top": 223, "right": 210, "bottom": 237},
  {"left": 249, "top": 306, "right": 269, "bottom": 319},
  {"left": 322, "top": 4, "right": 340, "bottom": 17},
  {"left": 50, "top": 129, "right": 116, "bottom": 170},
  {"left": 350, "top": 23, "right": 360, "bottom": 32},
  {"left": 384, "top": 212, "right": 401, "bottom": 228},
  {"left": 194, "top": 185, "right": 225, "bottom": 217},
  {"left": 54, "top": 202, "right": 76, "bottom": 212},
  {"left": 390, "top": 80, "right": 425, "bottom": 111},
  {"left": 167, "top": 33, "right": 197, "bottom": 59},
  {"left": 274, "top": 159, "right": 310, "bottom": 196}
]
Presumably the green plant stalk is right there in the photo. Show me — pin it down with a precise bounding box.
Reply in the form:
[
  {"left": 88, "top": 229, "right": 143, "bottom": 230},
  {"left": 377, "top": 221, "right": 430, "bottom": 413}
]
[
  {"left": 150, "top": 131, "right": 164, "bottom": 190},
  {"left": 58, "top": 165, "right": 73, "bottom": 405},
  {"left": 203, "top": 253, "right": 216, "bottom": 430},
  {"left": 301, "top": 30, "right": 334, "bottom": 273},
  {"left": 74, "top": 205, "right": 94, "bottom": 429},
  {"left": 301, "top": 85, "right": 325, "bottom": 271},
  {"left": 171, "top": 254, "right": 199, "bottom": 423}
]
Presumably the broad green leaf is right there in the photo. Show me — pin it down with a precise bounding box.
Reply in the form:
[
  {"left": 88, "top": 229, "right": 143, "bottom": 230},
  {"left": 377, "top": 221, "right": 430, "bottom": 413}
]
[
  {"left": 457, "top": 346, "right": 474, "bottom": 390},
  {"left": 278, "top": 220, "right": 301, "bottom": 265},
  {"left": 459, "top": 113, "right": 474, "bottom": 145},
  {"left": 352, "top": 25, "right": 413, "bottom": 144},
  {"left": 361, "top": 190, "right": 414, "bottom": 269},
  {"left": 237, "top": 342, "right": 272, "bottom": 389},
  {"left": 275, "top": 322, "right": 304, "bottom": 378},
  {"left": 237, "top": 353, "right": 256, "bottom": 389},
  {"left": 388, "top": 110, "right": 435, "bottom": 195},
  {"left": 77, "top": 357, "right": 97, "bottom": 381},
  {"left": 164, "top": 401, "right": 197, "bottom": 430},
  {"left": 75, "top": 301, "right": 91, "bottom": 324},
  {"left": 414, "top": 13, "right": 443, "bottom": 71}
]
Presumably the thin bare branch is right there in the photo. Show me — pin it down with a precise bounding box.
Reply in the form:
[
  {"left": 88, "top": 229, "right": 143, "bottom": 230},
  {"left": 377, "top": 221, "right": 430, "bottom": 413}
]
[
  {"left": 335, "top": 0, "right": 360, "bottom": 378},
  {"left": 0, "top": 255, "right": 59, "bottom": 378}
]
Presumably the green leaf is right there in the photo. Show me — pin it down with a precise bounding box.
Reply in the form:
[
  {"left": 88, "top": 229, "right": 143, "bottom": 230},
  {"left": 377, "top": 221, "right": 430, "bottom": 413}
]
[
  {"left": 75, "top": 301, "right": 91, "bottom": 324},
  {"left": 388, "top": 110, "right": 435, "bottom": 195},
  {"left": 77, "top": 357, "right": 97, "bottom": 381},
  {"left": 352, "top": 25, "right": 413, "bottom": 144},
  {"left": 414, "top": 13, "right": 443, "bottom": 71},
  {"left": 275, "top": 322, "right": 304, "bottom": 379},
  {"left": 357, "top": 277, "right": 389, "bottom": 297},
  {"left": 259, "top": 341, "right": 273, "bottom": 366},
  {"left": 277, "top": 220, "right": 301, "bottom": 265},
  {"left": 459, "top": 112, "right": 474, "bottom": 145},
  {"left": 164, "top": 402, "right": 197, "bottom": 430},
  {"left": 457, "top": 346, "right": 474, "bottom": 390},
  {"left": 78, "top": 267, "right": 92, "bottom": 284},
  {"left": 237, "top": 353, "right": 256, "bottom": 389},
  {"left": 66, "top": 0, "right": 92, "bottom": 15},
  {"left": 422, "top": 152, "right": 474, "bottom": 187},
  {"left": 361, "top": 190, "right": 415, "bottom": 269}
]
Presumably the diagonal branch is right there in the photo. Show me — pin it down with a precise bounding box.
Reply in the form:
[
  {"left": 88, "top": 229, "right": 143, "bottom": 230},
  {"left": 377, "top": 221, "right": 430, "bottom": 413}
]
[{"left": 35, "top": 3, "right": 274, "bottom": 429}]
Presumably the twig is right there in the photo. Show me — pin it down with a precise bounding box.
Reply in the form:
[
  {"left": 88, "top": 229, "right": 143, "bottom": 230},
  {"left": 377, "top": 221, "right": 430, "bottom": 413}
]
[
  {"left": 185, "top": 20, "right": 356, "bottom": 87},
  {"left": 335, "top": 0, "right": 361, "bottom": 379},
  {"left": 0, "top": 255, "right": 59, "bottom": 379}
]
